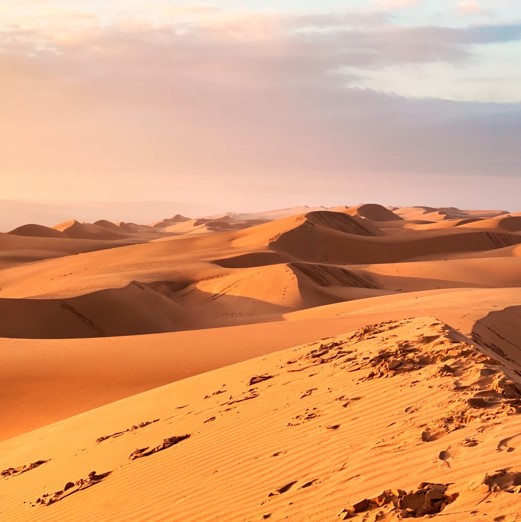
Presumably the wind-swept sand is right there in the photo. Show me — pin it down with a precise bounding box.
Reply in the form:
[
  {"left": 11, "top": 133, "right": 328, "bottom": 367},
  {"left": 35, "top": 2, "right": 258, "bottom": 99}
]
[
  {"left": 2, "top": 317, "right": 521, "bottom": 521},
  {"left": 1, "top": 204, "right": 521, "bottom": 520},
  {"left": 1, "top": 286, "right": 520, "bottom": 442}
]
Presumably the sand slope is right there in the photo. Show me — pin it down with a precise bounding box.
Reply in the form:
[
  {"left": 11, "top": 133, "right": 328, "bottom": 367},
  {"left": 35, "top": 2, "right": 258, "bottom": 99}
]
[
  {"left": 9, "top": 224, "right": 65, "bottom": 238},
  {"left": 0, "top": 232, "right": 140, "bottom": 268},
  {"left": 2, "top": 317, "right": 521, "bottom": 521},
  {"left": 1, "top": 287, "right": 520, "bottom": 442},
  {"left": 1, "top": 207, "right": 520, "bottom": 338},
  {"left": 2, "top": 203, "right": 520, "bottom": 522}
]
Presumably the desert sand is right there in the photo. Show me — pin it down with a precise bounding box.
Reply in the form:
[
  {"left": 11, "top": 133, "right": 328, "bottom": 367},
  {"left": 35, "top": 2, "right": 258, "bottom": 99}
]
[{"left": 1, "top": 204, "right": 521, "bottom": 521}]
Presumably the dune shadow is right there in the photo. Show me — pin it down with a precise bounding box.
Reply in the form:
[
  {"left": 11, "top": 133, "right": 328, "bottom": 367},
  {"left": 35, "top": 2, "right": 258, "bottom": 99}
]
[
  {"left": 472, "top": 306, "right": 521, "bottom": 368},
  {"left": 211, "top": 251, "right": 288, "bottom": 268}
]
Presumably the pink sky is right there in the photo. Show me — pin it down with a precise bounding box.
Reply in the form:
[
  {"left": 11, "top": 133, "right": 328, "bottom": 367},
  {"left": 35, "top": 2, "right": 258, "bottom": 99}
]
[{"left": 1, "top": 2, "right": 520, "bottom": 212}]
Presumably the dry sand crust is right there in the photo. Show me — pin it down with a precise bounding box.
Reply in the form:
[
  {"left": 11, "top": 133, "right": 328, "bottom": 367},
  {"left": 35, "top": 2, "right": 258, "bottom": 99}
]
[{"left": 2, "top": 317, "right": 521, "bottom": 521}]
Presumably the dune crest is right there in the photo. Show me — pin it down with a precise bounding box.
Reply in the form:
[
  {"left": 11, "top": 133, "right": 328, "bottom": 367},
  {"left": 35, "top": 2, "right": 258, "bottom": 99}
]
[
  {"left": 345, "top": 203, "right": 403, "bottom": 222},
  {"left": 9, "top": 224, "right": 65, "bottom": 238}
]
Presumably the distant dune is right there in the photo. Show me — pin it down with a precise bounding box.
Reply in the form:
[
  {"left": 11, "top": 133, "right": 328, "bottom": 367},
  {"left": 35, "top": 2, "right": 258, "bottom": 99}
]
[
  {"left": 345, "top": 203, "right": 403, "bottom": 222},
  {"left": 9, "top": 224, "right": 65, "bottom": 238},
  {"left": 53, "top": 220, "right": 129, "bottom": 240},
  {"left": 459, "top": 214, "right": 521, "bottom": 232},
  {"left": 0, "top": 200, "right": 221, "bottom": 232},
  {"left": 0, "top": 205, "right": 520, "bottom": 336}
]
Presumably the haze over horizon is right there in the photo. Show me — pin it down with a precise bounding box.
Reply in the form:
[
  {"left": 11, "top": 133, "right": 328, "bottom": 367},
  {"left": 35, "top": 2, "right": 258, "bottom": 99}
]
[{"left": 1, "top": 0, "right": 520, "bottom": 210}]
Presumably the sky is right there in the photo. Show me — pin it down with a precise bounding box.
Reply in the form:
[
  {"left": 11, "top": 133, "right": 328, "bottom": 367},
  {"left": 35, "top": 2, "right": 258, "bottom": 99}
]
[{"left": 1, "top": 0, "right": 520, "bottom": 212}]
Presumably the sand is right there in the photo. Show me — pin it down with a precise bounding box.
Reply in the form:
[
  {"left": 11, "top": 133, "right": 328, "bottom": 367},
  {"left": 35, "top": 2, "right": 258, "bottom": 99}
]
[
  {"left": 1, "top": 204, "right": 521, "bottom": 521},
  {"left": 3, "top": 317, "right": 521, "bottom": 521}
]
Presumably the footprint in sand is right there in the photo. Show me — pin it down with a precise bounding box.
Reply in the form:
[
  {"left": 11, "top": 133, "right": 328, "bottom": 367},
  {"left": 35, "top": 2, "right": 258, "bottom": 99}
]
[
  {"left": 461, "top": 437, "right": 479, "bottom": 447},
  {"left": 438, "top": 450, "right": 451, "bottom": 467},
  {"left": 421, "top": 429, "right": 442, "bottom": 442}
]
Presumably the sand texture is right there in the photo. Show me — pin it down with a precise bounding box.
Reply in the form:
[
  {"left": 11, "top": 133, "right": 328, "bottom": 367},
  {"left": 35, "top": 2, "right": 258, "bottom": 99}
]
[{"left": 1, "top": 204, "right": 520, "bottom": 521}]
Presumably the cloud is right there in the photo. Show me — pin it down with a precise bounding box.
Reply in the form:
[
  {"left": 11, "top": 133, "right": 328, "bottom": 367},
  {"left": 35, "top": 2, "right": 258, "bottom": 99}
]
[
  {"left": 0, "top": 13, "right": 520, "bottom": 208},
  {"left": 457, "top": 0, "right": 486, "bottom": 15},
  {"left": 372, "top": 0, "right": 420, "bottom": 9}
]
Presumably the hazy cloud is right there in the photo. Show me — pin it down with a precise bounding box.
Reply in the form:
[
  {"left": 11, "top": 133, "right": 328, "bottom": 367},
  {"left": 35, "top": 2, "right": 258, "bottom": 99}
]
[{"left": 0, "top": 11, "right": 520, "bottom": 208}]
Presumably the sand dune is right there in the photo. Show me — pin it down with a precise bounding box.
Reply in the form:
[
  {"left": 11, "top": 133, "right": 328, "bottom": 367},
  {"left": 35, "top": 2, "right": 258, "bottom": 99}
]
[
  {"left": 3, "top": 317, "right": 521, "bottom": 521},
  {"left": 7, "top": 251, "right": 519, "bottom": 339},
  {"left": 271, "top": 222, "right": 521, "bottom": 264},
  {"left": 152, "top": 214, "right": 192, "bottom": 227},
  {"left": 233, "top": 210, "right": 379, "bottom": 249},
  {"left": 0, "top": 232, "right": 138, "bottom": 268},
  {"left": 9, "top": 224, "right": 66, "bottom": 238},
  {"left": 459, "top": 214, "right": 521, "bottom": 232},
  {"left": 354, "top": 256, "right": 521, "bottom": 291},
  {"left": 92, "top": 219, "right": 123, "bottom": 231},
  {"left": 1, "top": 208, "right": 520, "bottom": 339},
  {"left": 1, "top": 286, "right": 519, "bottom": 442},
  {"left": 54, "top": 220, "right": 130, "bottom": 240},
  {"left": 345, "top": 203, "right": 403, "bottom": 222},
  {"left": 0, "top": 282, "right": 193, "bottom": 338},
  {"left": 306, "top": 210, "right": 381, "bottom": 235},
  {"left": 403, "top": 218, "right": 480, "bottom": 230},
  {"left": 0, "top": 261, "right": 386, "bottom": 339},
  {"left": 2, "top": 204, "right": 521, "bottom": 521},
  {"left": 395, "top": 206, "right": 508, "bottom": 223}
]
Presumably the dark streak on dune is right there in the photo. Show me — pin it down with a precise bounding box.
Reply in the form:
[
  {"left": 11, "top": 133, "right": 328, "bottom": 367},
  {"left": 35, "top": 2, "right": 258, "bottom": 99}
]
[
  {"left": 290, "top": 263, "right": 376, "bottom": 289},
  {"left": 60, "top": 302, "right": 106, "bottom": 337}
]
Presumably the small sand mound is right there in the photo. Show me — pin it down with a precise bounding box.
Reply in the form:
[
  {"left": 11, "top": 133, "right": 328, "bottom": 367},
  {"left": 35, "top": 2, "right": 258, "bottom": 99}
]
[
  {"left": 93, "top": 220, "right": 121, "bottom": 231},
  {"left": 153, "top": 215, "right": 192, "bottom": 228},
  {"left": 118, "top": 222, "right": 146, "bottom": 233},
  {"left": 347, "top": 204, "right": 403, "bottom": 222},
  {"left": 9, "top": 224, "right": 64, "bottom": 238}
]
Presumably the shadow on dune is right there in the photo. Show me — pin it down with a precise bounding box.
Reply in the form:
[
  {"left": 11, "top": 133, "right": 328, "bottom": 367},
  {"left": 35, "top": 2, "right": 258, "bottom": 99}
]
[
  {"left": 472, "top": 306, "right": 521, "bottom": 366},
  {"left": 275, "top": 229, "right": 521, "bottom": 264},
  {"left": 0, "top": 282, "right": 292, "bottom": 339},
  {"left": 212, "top": 251, "right": 288, "bottom": 268}
]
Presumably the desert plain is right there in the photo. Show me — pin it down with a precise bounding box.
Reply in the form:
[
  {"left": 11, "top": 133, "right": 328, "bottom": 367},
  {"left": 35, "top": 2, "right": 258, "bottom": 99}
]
[{"left": 1, "top": 203, "right": 521, "bottom": 521}]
